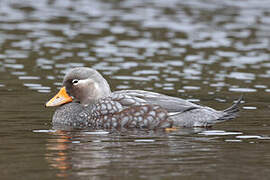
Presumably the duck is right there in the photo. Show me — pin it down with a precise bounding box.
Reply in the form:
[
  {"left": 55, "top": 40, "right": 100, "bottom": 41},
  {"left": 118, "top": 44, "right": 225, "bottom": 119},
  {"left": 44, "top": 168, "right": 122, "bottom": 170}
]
[{"left": 46, "top": 67, "right": 242, "bottom": 129}]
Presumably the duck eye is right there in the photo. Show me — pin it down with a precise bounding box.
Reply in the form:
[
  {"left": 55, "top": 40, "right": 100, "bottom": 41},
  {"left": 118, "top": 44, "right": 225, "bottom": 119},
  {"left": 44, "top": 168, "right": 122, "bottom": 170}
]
[{"left": 72, "top": 79, "right": 79, "bottom": 85}]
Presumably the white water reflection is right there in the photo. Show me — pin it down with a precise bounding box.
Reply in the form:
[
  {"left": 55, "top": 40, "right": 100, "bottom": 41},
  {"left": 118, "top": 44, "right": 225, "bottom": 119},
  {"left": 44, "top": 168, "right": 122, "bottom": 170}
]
[
  {"left": 236, "top": 135, "right": 270, "bottom": 140},
  {"left": 1, "top": 0, "right": 270, "bottom": 179},
  {"left": 229, "top": 87, "right": 257, "bottom": 92},
  {"left": 199, "top": 130, "right": 243, "bottom": 136}
]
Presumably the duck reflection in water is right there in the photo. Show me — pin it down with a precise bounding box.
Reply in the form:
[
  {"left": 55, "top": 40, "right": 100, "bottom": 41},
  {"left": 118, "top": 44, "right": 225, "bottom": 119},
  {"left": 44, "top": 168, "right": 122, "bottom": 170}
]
[
  {"left": 44, "top": 128, "right": 221, "bottom": 178},
  {"left": 46, "top": 67, "right": 242, "bottom": 129}
]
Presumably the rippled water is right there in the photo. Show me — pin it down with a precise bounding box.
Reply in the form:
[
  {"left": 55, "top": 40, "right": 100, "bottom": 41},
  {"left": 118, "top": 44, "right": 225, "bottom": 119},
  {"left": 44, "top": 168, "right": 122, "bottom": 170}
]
[{"left": 1, "top": 0, "right": 270, "bottom": 179}]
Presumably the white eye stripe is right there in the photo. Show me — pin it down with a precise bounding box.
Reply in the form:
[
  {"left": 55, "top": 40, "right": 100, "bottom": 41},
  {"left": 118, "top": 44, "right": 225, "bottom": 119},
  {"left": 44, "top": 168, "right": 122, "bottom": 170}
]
[{"left": 72, "top": 79, "right": 79, "bottom": 85}]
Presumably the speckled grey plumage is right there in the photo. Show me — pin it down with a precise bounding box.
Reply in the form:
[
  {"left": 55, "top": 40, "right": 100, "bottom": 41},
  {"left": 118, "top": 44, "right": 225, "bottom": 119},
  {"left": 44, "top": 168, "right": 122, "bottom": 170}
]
[
  {"left": 53, "top": 93, "right": 173, "bottom": 129},
  {"left": 50, "top": 67, "right": 242, "bottom": 129},
  {"left": 52, "top": 90, "right": 242, "bottom": 129}
]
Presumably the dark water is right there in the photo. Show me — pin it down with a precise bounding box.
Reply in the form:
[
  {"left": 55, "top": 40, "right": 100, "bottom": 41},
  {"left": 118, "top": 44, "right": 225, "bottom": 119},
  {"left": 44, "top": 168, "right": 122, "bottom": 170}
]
[{"left": 1, "top": 0, "right": 270, "bottom": 179}]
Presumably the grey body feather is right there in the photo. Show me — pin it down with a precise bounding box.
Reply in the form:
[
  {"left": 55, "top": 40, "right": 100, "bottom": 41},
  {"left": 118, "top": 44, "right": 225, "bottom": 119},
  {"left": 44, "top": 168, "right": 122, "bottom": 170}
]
[{"left": 53, "top": 90, "right": 242, "bottom": 129}]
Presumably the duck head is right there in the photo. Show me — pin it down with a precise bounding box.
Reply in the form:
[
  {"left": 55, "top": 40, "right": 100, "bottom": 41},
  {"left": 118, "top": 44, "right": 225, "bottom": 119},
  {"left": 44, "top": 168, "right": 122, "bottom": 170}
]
[{"left": 46, "top": 67, "right": 111, "bottom": 107}]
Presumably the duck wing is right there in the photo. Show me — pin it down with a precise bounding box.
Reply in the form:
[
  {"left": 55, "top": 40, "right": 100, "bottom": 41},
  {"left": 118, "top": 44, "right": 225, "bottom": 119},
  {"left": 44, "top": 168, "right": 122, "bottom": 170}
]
[
  {"left": 113, "top": 90, "right": 201, "bottom": 113},
  {"left": 85, "top": 93, "right": 172, "bottom": 129},
  {"left": 114, "top": 90, "right": 242, "bottom": 127}
]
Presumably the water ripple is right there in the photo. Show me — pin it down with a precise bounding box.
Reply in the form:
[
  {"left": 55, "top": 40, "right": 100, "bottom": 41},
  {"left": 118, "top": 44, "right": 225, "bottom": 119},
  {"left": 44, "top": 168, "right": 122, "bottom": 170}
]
[{"left": 199, "top": 130, "right": 243, "bottom": 136}]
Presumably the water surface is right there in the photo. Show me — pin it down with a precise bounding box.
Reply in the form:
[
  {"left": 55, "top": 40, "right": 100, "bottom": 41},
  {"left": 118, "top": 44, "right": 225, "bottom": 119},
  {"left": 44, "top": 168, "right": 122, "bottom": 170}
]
[{"left": 1, "top": 0, "right": 270, "bottom": 179}]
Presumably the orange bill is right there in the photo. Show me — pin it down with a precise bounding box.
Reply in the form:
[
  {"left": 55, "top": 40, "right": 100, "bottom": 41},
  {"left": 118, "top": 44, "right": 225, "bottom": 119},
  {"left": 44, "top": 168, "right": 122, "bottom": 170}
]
[
  {"left": 165, "top": 127, "right": 179, "bottom": 132},
  {"left": 45, "top": 87, "right": 73, "bottom": 107}
]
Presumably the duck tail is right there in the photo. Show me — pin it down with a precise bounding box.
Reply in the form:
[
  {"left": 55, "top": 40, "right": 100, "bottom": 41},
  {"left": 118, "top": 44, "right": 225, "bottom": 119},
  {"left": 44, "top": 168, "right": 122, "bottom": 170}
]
[{"left": 219, "top": 95, "right": 243, "bottom": 121}]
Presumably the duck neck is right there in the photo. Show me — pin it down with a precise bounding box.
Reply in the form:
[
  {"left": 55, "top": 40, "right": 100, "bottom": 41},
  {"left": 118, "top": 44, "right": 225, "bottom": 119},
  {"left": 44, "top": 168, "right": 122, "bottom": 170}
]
[{"left": 80, "top": 80, "right": 111, "bottom": 106}]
